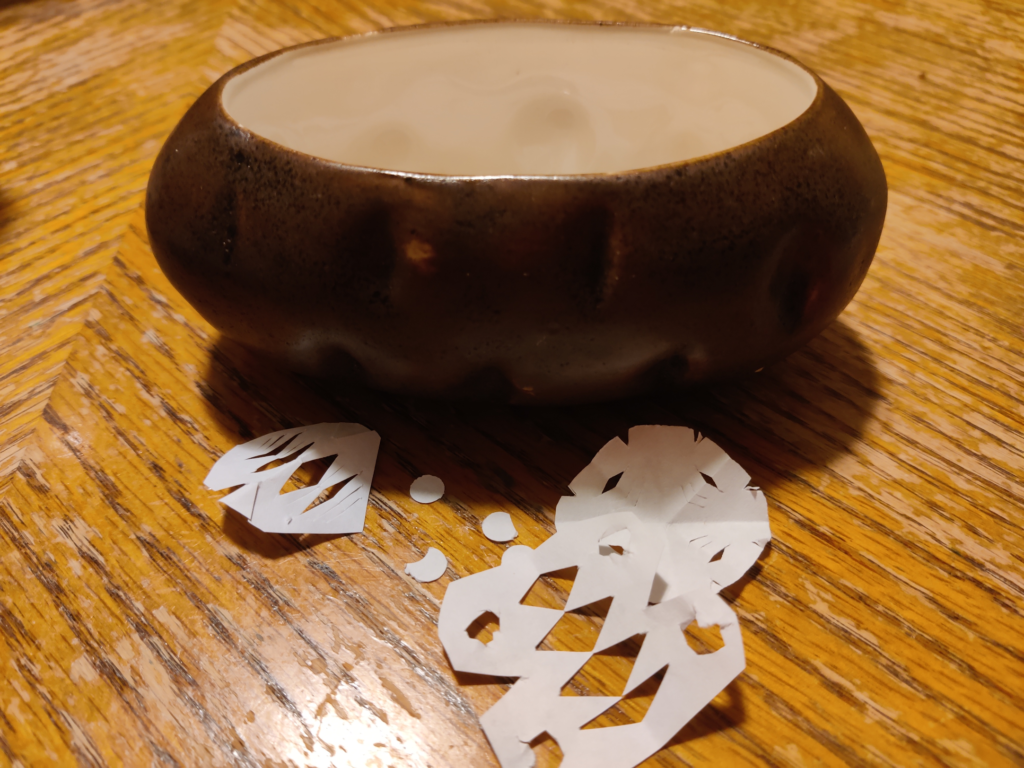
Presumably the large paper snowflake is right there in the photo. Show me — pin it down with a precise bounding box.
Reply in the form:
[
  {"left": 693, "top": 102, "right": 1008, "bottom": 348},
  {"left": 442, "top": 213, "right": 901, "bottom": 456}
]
[{"left": 438, "top": 426, "right": 771, "bottom": 768}]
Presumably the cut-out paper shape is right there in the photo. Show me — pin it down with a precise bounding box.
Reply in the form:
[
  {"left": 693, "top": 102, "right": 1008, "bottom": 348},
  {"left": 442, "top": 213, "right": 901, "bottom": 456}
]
[
  {"left": 405, "top": 547, "right": 448, "bottom": 582},
  {"left": 438, "top": 425, "right": 771, "bottom": 768},
  {"left": 204, "top": 423, "right": 380, "bottom": 535},
  {"left": 410, "top": 474, "right": 445, "bottom": 503},
  {"left": 483, "top": 512, "right": 519, "bottom": 542}
]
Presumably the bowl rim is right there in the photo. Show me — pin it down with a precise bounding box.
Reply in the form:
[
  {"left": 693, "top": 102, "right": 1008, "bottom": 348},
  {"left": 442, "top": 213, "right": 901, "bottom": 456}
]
[{"left": 212, "top": 18, "right": 827, "bottom": 181}]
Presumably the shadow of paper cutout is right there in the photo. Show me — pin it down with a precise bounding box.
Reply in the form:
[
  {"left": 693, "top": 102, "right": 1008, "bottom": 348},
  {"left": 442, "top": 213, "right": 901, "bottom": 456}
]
[
  {"left": 719, "top": 542, "right": 771, "bottom": 606},
  {"left": 664, "top": 680, "right": 747, "bottom": 748},
  {"left": 220, "top": 506, "right": 347, "bottom": 560},
  {"left": 443, "top": 648, "right": 516, "bottom": 689}
]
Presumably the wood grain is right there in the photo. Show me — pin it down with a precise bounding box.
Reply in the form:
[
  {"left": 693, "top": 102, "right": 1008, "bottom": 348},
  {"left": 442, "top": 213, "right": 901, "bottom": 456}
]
[{"left": 2, "top": 0, "right": 1022, "bottom": 765}]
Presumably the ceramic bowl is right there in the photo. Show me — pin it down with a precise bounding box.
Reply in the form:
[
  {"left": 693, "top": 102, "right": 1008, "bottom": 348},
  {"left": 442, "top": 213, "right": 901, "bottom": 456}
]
[{"left": 146, "top": 20, "right": 886, "bottom": 403}]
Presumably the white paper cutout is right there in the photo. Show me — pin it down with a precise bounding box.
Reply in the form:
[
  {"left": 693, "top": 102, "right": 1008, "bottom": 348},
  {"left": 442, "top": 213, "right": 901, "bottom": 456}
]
[
  {"left": 405, "top": 547, "right": 448, "bottom": 582},
  {"left": 204, "top": 423, "right": 381, "bottom": 535},
  {"left": 438, "top": 425, "right": 771, "bottom": 768},
  {"left": 410, "top": 474, "right": 445, "bottom": 503},
  {"left": 483, "top": 512, "right": 519, "bottom": 542}
]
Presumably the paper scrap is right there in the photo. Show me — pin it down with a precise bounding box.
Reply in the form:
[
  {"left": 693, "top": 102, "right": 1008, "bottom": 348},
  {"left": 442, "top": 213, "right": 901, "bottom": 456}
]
[
  {"left": 405, "top": 547, "right": 448, "bottom": 582},
  {"left": 204, "top": 423, "right": 380, "bottom": 535},
  {"left": 483, "top": 512, "right": 519, "bottom": 543},
  {"left": 438, "top": 425, "right": 771, "bottom": 768},
  {"left": 410, "top": 474, "right": 445, "bottom": 504}
]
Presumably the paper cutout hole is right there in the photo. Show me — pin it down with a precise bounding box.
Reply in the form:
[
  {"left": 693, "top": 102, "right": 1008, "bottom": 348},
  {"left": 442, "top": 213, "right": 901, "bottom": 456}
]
[
  {"left": 253, "top": 443, "right": 312, "bottom": 473},
  {"left": 279, "top": 454, "right": 338, "bottom": 495},
  {"left": 699, "top": 471, "right": 719, "bottom": 490},
  {"left": 250, "top": 434, "right": 302, "bottom": 461},
  {"left": 581, "top": 664, "right": 668, "bottom": 730},
  {"left": 536, "top": 597, "right": 612, "bottom": 653},
  {"left": 598, "top": 528, "right": 630, "bottom": 556},
  {"left": 466, "top": 611, "right": 501, "bottom": 646},
  {"left": 559, "top": 633, "right": 645, "bottom": 698},
  {"left": 519, "top": 566, "right": 578, "bottom": 610},
  {"left": 709, "top": 547, "right": 726, "bottom": 563},
  {"left": 528, "top": 731, "right": 564, "bottom": 768},
  {"left": 303, "top": 474, "right": 356, "bottom": 513},
  {"left": 684, "top": 622, "right": 725, "bottom": 655},
  {"left": 601, "top": 471, "right": 624, "bottom": 494}
]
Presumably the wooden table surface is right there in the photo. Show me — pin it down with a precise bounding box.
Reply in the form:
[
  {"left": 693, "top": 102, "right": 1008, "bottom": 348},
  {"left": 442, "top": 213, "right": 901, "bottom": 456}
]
[{"left": 2, "top": 0, "right": 1023, "bottom": 765}]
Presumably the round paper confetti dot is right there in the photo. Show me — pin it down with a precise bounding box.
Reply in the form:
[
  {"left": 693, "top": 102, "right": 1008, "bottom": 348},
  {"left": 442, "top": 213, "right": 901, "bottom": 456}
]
[{"left": 410, "top": 474, "right": 445, "bottom": 503}]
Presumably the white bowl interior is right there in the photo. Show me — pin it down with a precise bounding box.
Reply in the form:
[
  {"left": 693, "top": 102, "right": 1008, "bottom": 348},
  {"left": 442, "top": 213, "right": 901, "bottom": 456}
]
[{"left": 223, "top": 23, "right": 818, "bottom": 176}]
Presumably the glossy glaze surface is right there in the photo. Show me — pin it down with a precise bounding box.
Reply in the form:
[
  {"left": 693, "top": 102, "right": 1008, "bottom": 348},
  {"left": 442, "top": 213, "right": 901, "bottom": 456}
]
[{"left": 147, "top": 22, "right": 886, "bottom": 403}]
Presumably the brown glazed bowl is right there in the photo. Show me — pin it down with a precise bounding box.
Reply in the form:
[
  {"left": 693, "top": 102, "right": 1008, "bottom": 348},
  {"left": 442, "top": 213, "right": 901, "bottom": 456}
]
[{"left": 146, "top": 20, "right": 886, "bottom": 404}]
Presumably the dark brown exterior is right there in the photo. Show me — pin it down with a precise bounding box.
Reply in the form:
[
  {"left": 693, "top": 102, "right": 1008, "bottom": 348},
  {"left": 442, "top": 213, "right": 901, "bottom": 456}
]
[{"left": 145, "top": 21, "right": 887, "bottom": 404}]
